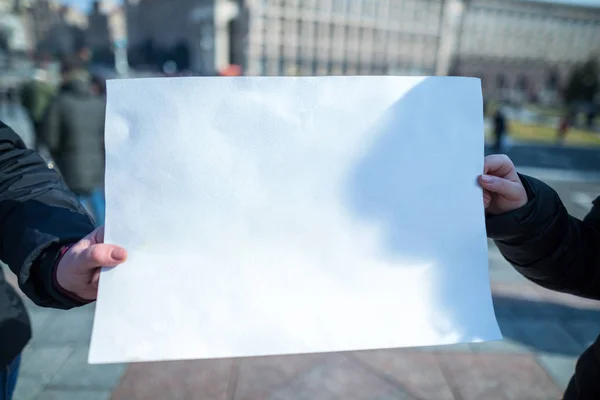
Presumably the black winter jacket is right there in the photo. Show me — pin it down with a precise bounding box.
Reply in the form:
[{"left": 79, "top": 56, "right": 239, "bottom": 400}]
[
  {"left": 41, "top": 73, "right": 106, "bottom": 195},
  {"left": 487, "top": 174, "right": 600, "bottom": 399},
  {"left": 0, "top": 121, "right": 95, "bottom": 368}
]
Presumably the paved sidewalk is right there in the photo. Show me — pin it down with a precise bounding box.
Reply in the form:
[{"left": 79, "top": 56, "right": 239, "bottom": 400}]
[{"left": 6, "top": 168, "right": 600, "bottom": 399}]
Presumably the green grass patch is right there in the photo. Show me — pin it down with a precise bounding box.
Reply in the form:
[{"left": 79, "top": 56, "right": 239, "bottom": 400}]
[{"left": 486, "top": 121, "right": 600, "bottom": 147}]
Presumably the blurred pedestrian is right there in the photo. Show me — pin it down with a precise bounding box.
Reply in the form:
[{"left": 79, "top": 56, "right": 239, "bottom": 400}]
[
  {"left": 479, "top": 154, "right": 600, "bottom": 399},
  {"left": 20, "top": 63, "right": 56, "bottom": 149},
  {"left": 40, "top": 58, "right": 106, "bottom": 226},
  {"left": 586, "top": 107, "right": 596, "bottom": 130},
  {"left": 557, "top": 111, "right": 574, "bottom": 145},
  {"left": 0, "top": 120, "right": 128, "bottom": 400},
  {"left": 76, "top": 44, "right": 92, "bottom": 69},
  {"left": 91, "top": 75, "right": 106, "bottom": 97},
  {"left": 492, "top": 105, "right": 508, "bottom": 153}
]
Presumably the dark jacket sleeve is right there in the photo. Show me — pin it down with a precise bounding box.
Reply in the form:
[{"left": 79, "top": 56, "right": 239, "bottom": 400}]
[
  {"left": 486, "top": 174, "right": 600, "bottom": 300},
  {"left": 0, "top": 121, "right": 96, "bottom": 309}
]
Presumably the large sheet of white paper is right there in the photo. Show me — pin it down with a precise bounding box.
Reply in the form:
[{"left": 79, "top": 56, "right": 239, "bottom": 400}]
[{"left": 90, "top": 76, "right": 501, "bottom": 364}]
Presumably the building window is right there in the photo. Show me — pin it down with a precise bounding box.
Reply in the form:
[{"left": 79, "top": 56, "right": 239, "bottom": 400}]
[
  {"left": 546, "top": 67, "right": 560, "bottom": 90},
  {"left": 332, "top": 0, "right": 347, "bottom": 14},
  {"left": 496, "top": 73, "right": 507, "bottom": 89},
  {"left": 260, "top": 56, "right": 268, "bottom": 75},
  {"left": 516, "top": 74, "right": 529, "bottom": 92}
]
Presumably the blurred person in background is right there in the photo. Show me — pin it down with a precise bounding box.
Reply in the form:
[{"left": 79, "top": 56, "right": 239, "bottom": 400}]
[
  {"left": 480, "top": 154, "right": 600, "bottom": 399},
  {"left": 41, "top": 58, "right": 106, "bottom": 227},
  {"left": 20, "top": 61, "right": 56, "bottom": 150},
  {"left": 0, "top": 120, "right": 128, "bottom": 400},
  {"left": 557, "top": 111, "right": 575, "bottom": 145},
  {"left": 493, "top": 105, "right": 508, "bottom": 153},
  {"left": 75, "top": 44, "right": 92, "bottom": 69},
  {"left": 91, "top": 75, "right": 106, "bottom": 97}
]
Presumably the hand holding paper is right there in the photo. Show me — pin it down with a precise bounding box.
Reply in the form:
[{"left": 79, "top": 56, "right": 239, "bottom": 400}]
[
  {"left": 479, "top": 154, "right": 528, "bottom": 214},
  {"left": 90, "top": 76, "right": 502, "bottom": 364},
  {"left": 56, "top": 227, "right": 128, "bottom": 301}
]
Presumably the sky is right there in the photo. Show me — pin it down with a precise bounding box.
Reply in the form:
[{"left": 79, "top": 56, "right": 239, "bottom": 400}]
[
  {"left": 59, "top": 0, "right": 600, "bottom": 13},
  {"left": 59, "top": 0, "right": 121, "bottom": 13}
]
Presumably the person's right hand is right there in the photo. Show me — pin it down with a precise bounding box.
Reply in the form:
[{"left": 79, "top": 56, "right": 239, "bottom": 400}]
[{"left": 478, "top": 154, "right": 528, "bottom": 215}]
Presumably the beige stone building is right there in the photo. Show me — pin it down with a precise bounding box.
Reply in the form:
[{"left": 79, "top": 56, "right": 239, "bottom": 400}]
[
  {"left": 126, "top": 0, "right": 444, "bottom": 75},
  {"left": 449, "top": 0, "right": 600, "bottom": 102},
  {"left": 124, "top": 0, "right": 600, "bottom": 99},
  {"left": 243, "top": 0, "right": 444, "bottom": 76}
]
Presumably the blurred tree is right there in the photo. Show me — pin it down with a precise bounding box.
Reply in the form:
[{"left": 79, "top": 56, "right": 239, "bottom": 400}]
[{"left": 563, "top": 57, "right": 599, "bottom": 105}]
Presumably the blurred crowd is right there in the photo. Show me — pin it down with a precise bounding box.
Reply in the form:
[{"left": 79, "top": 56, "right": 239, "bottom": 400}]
[{"left": 18, "top": 45, "right": 107, "bottom": 226}]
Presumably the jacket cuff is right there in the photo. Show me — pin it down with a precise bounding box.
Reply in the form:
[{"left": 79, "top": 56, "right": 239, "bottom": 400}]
[
  {"left": 485, "top": 174, "right": 561, "bottom": 242},
  {"left": 52, "top": 245, "right": 94, "bottom": 306},
  {"left": 32, "top": 242, "right": 91, "bottom": 309}
]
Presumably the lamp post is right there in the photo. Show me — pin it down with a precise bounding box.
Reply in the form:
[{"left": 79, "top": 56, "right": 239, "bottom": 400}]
[
  {"left": 191, "top": 0, "right": 239, "bottom": 75},
  {"left": 114, "top": 38, "right": 129, "bottom": 76},
  {"left": 434, "top": 0, "right": 470, "bottom": 76}
]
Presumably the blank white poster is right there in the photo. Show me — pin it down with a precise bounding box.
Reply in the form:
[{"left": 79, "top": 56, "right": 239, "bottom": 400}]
[{"left": 89, "top": 76, "right": 501, "bottom": 364}]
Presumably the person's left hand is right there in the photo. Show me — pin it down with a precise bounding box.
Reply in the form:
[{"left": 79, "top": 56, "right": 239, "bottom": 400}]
[{"left": 56, "top": 227, "right": 128, "bottom": 301}]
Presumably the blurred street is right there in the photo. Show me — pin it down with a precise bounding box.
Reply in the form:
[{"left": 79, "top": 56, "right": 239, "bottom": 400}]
[{"left": 1, "top": 108, "right": 599, "bottom": 399}]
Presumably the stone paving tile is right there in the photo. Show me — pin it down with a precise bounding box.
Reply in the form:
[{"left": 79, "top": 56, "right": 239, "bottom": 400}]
[
  {"left": 27, "top": 304, "right": 95, "bottom": 347},
  {"left": 411, "top": 343, "right": 474, "bottom": 353},
  {"left": 25, "top": 306, "right": 56, "bottom": 334},
  {"left": 350, "top": 349, "right": 454, "bottom": 400},
  {"left": 470, "top": 339, "right": 532, "bottom": 355},
  {"left": 12, "top": 376, "right": 45, "bottom": 400},
  {"left": 436, "top": 353, "right": 562, "bottom": 400},
  {"left": 265, "top": 354, "right": 415, "bottom": 400},
  {"left": 536, "top": 353, "right": 578, "bottom": 391},
  {"left": 488, "top": 267, "right": 528, "bottom": 284},
  {"left": 112, "top": 359, "right": 233, "bottom": 400},
  {"left": 234, "top": 353, "right": 329, "bottom": 400},
  {"left": 491, "top": 284, "right": 558, "bottom": 318},
  {"left": 490, "top": 282, "right": 545, "bottom": 299},
  {"left": 18, "top": 345, "right": 74, "bottom": 382},
  {"left": 36, "top": 389, "right": 112, "bottom": 400},
  {"left": 564, "top": 319, "right": 600, "bottom": 348},
  {"left": 49, "top": 347, "right": 126, "bottom": 390},
  {"left": 511, "top": 319, "right": 584, "bottom": 356},
  {"left": 469, "top": 316, "right": 532, "bottom": 354},
  {"left": 534, "top": 286, "right": 600, "bottom": 312}
]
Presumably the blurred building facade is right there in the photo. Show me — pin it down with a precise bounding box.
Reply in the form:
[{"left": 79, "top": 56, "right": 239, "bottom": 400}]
[
  {"left": 244, "top": 0, "right": 443, "bottom": 76},
  {"left": 453, "top": 0, "right": 600, "bottom": 104},
  {"left": 0, "top": 0, "right": 34, "bottom": 55},
  {"left": 124, "top": 0, "right": 599, "bottom": 99},
  {"left": 125, "top": 0, "right": 444, "bottom": 75},
  {"left": 125, "top": 0, "right": 240, "bottom": 74},
  {"left": 7, "top": 0, "right": 89, "bottom": 57}
]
